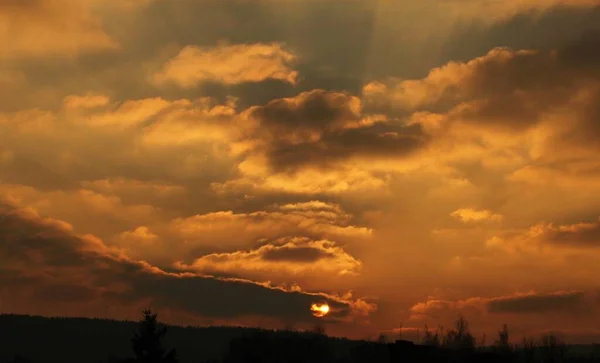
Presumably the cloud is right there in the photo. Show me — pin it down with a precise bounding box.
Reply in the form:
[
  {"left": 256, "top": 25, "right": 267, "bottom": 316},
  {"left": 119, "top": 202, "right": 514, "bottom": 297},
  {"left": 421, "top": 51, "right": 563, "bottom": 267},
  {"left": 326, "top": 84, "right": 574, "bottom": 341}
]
[
  {"left": 0, "top": 0, "right": 119, "bottom": 59},
  {"left": 438, "top": 0, "right": 600, "bottom": 22},
  {"left": 175, "top": 237, "right": 362, "bottom": 287},
  {"left": 117, "top": 226, "right": 159, "bottom": 246},
  {"left": 245, "top": 89, "right": 428, "bottom": 172},
  {"left": 0, "top": 95, "right": 241, "bottom": 194},
  {"left": 175, "top": 237, "right": 361, "bottom": 281},
  {"left": 212, "top": 162, "right": 390, "bottom": 196},
  {"left": 363, "top": 30, "right": 600, "bottom": 132},
  {"left": 487, "top": 291, "right": 587, "bottom": 314},
  {"left": 451, "top": 208, "right": 504, "bottom": 223},
  {"left": 401, "top": 290, "right": 600, "bottom": 343},
  {"left": 541, "top": 218, "right": 600, "bottom": 247},
  {"left": 152, "top": 43, "right": 299, "bottom": 88},
  {"left": 169, "top": 200, "right": 371, "bottom": 252},
  {"left": 493, "top": 218, "right": 600, "bottom": 250},
  {"left": 0, "top": 182, "right": 169, "bottom": 248},
  {"left": 0, "top": 202, "right": 374, "bottom": 324},
  {"left": 80, "top": 178, "right": 185, "bottom": 199},
  {"left": 409, "top": 290, "right": 594, "bottom": 320}
]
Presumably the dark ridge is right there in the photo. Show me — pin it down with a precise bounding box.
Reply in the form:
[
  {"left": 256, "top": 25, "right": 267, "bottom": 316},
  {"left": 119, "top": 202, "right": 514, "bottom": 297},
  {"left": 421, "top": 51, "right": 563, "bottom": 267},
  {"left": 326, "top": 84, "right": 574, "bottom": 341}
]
[{"left": 2, "top": 313, "right": 600, "bottom": 363}]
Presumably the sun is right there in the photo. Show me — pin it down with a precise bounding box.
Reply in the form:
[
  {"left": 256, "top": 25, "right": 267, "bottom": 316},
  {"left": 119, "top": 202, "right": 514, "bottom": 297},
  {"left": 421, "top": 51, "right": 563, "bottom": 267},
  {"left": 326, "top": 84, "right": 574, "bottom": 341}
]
[{"left": 310, "top": 303, "right": 330, "bottom": 318}]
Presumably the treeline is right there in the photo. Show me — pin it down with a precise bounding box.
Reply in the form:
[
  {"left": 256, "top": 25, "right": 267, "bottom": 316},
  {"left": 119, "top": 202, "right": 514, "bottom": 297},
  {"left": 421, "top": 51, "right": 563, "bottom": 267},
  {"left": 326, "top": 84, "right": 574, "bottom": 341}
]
[{"left": 2, "top": 311, "right": 600, "bottom": 363}]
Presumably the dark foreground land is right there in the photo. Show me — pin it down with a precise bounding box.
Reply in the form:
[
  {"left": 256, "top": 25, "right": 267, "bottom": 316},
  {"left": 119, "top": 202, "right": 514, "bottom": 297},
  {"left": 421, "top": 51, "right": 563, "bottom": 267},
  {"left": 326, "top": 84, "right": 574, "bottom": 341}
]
[{"left": 1, "top": 312, "right": 600, "bottom": 363}]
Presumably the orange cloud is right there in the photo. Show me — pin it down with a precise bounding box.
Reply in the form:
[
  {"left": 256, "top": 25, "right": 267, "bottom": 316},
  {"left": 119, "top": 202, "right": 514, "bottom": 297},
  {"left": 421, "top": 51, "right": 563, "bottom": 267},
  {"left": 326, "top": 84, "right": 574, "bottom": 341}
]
[
  {"left": 491, "top": 217, "right": 600, "bottom": 251},
  {"left": 0, "top": 201, "right": 375, "bottom": 325},
  {"left": 364, "top": 32, "right": 600, "bottom": 133},
  {"left": 245, "top": 89, "right": 428, "bottom": 171},
  {"left": 80, "top": 178, "right": 185, "bottom": 199},
  {"left": 411, "top": 291, "right": 591, "bottom": 316},
  {"left": 451, "top": 208, "right": 504, "bottom": 223},
  {"left": 169, "top": 201, "right": 371, "bottom": 251},
  {"left": 152, "top": 43, "right": 298, "bottom": 87},
  {"left": 0, "top": 183, "right": 161, "bottom": 240},
  {"left": 176, "top": 237, "right": 360, "bottom": 276},
  {"left": 401, "top": 289, "right": 600, "bottom": 343}
]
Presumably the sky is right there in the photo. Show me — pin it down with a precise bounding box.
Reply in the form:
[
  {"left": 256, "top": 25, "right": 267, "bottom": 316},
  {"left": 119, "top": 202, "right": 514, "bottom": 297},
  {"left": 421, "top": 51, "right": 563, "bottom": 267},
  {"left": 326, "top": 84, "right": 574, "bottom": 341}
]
[{"left": 1, "top": 0, "right": 600, "bottom": 343}]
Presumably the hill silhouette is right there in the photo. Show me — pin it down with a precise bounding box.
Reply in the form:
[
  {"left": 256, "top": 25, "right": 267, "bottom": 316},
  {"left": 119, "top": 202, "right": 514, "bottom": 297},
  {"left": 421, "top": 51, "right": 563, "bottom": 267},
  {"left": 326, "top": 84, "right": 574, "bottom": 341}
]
[
  {"left": 0, "top": 313, "right": 357, "bottom": 363},
  {"left": 2, "top": 312, "right": 600, "bottom": 363}
]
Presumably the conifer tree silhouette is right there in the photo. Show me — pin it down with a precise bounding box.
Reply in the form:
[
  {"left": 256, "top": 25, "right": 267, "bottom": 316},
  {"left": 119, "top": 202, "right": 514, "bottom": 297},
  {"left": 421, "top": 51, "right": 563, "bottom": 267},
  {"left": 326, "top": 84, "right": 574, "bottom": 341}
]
[{"left": 130, "top": 309, "right": 178, "bottom": 363}]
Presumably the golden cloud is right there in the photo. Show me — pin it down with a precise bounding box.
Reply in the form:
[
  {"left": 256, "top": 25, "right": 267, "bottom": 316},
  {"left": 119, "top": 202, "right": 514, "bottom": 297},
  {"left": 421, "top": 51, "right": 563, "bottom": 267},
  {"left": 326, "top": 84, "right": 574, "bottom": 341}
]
[
  {"left": 152, "top": 43, "right": 299, "bottom": 88},
  {"left": 451, "top": 208, "right": 504, "bottom": 223},
  {"left": 410, "top": 290, "right": 593, "bottom": 320},
  {"left": 175, "top": 237, "right": 362, "bottom": 281},
  {"left": 491, "top": 217, "right": 600, "bottom": 251},
  {"left": 0, "top": 201, "right": 375, "bottom": 324},
  {"left": 169, "top": 201, "right": 371, "bottom": 250},
  {"left": 363, "top": 32, "right": 600, "bottom": 133}
]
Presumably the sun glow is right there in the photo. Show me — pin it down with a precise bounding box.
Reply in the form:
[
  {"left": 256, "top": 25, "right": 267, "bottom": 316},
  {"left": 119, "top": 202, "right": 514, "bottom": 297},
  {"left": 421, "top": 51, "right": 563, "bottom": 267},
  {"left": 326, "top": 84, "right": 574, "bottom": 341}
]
[{"left": 310, "top": 303, "right": 330, "bottom": 318}]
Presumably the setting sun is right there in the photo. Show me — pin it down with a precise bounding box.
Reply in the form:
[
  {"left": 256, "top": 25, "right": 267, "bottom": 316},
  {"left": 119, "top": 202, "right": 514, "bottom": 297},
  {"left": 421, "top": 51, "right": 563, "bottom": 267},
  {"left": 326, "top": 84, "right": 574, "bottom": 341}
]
[{"left": 310, "top": 303, "right": 330, "bottom": 318}]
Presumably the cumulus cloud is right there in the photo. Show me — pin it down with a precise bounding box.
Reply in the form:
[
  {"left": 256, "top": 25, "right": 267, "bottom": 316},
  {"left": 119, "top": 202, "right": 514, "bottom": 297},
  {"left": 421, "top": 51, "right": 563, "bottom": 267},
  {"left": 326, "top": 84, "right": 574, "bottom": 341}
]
[
  {"left": 451, "top": 208, "right": 503, "bottom": 223},
  {"left": 175, "top": 237, "right": 361, "bottom": 281},
  {"left": 245, "top": 89, "right": 428, "bottom": 172},
  {"left": 0, "top": 95, "right": 243, "bottom": 194},
  {"left": 169, "top": 201, "right": 371, "bottom": 252},
  {"left": 152, "top": 43, "right": 299, "bottom": 88},
  {"left": 0, "top": 202, "right": 374, "bottom": 324},
  {"left": 491, "top": 217, "right": 600, "bottom": 251},
  {"left": 212, "top": 162, "right": 390, "bottom": 196},
  {"left": 204, "top": 89, "right": 431, "bottom": 195},
  {"left": 363, "top": 31, "right": 600, "bottom": 132},
  {"left": 410, "top": 290, "right": 593, "bottom": 320}
]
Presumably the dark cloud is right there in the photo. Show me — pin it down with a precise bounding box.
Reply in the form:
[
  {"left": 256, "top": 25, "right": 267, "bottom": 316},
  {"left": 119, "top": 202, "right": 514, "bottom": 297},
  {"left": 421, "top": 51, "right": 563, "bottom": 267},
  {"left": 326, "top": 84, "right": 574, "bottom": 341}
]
[
  {"left": 440, "top": 5, "right": 600, "bottom": 65},
  {"left": 487, "top": 292, "right": 586, "bottom": 314},
  {"left": 248, "top": 89, "right": 429, "bottom": 172},
  {"left": 251, "top": 90, "right": 361, "bottom": 133},
  {"left": 368, "top": 28, "right": 600, "bottom": 134},
  {"left": 261, "top": 246, "right": 335, "bottom": 263},
  {"left": 0, "top": 203, "right": 363, "bottom": 323},
  {"left": 452, "top": 31, "right": 600, "bottom": 130},
  {"left": 544, "top": 218, "right": 600, "bottom": 247}
]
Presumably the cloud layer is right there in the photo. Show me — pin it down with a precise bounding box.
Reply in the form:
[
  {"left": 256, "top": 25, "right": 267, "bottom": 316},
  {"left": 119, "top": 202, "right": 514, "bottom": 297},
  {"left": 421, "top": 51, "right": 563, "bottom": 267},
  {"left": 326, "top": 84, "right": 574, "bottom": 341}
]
[{"left": 0, "top": 202, "right": 372, "bottom": 326}]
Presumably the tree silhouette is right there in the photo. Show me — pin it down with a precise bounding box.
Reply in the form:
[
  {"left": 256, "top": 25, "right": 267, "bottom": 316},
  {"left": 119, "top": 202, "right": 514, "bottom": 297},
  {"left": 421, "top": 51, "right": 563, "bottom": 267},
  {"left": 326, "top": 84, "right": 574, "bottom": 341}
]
[
  {"left": 494, "top": 324, "right": 511, "bottom": 353},
  {"left": 421, "top": 324, "right": 443, "bottom": 347},
  {"left": 130, "top": 309, "right": 178, "bottom": 363},
  {"left": 442, "top": 315, "right": 475, "bottom": 352}
]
